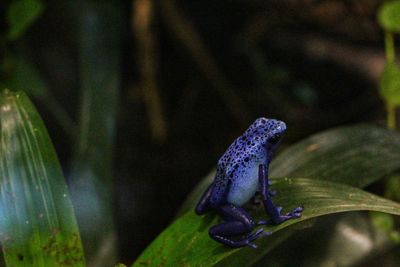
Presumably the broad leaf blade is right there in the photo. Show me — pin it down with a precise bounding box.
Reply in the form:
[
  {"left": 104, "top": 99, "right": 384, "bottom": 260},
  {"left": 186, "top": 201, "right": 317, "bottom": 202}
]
[
  {"left": 133, "top": 178, "right": 400, "bottom": 267},
  {"left": 0, "top": 90, "right": 85, "bottom": 266},
  {"left": 270, "top": 124, "right": 400, "bottom": 187}
]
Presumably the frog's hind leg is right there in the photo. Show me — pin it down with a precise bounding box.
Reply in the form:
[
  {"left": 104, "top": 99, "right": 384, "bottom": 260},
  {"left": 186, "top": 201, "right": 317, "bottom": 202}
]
[
  {"left": 209, "top": 204, "right": 266, "bottom": 248},
  {"left": 195, "top": 184, "right": 214, "bottom": 215}
]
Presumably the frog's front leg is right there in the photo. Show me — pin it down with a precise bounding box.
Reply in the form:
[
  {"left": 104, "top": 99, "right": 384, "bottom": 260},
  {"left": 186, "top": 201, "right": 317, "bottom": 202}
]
[
  {"left": 209, "top": 203, "right": 266, "bottom": 248},
  {"left": 258, "top": 164, "right": 303, "bottom": 224}
]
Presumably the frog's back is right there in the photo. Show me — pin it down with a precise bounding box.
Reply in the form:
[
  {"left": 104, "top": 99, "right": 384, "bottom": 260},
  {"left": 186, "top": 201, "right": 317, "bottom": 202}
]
[
  {"left": 209, "top": 136, "right": 243, "bottom": 205},
  {"left": 210, "top": 133, "right": 266, "bottom": 206},
  {"left": 209, "top": 117, "right": 283, "bottom": 206}
]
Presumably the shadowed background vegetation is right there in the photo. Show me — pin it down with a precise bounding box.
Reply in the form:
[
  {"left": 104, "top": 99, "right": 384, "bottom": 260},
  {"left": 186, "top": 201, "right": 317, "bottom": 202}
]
[{"left": 1, "top": 0, "right": 400, "bottom": 266}]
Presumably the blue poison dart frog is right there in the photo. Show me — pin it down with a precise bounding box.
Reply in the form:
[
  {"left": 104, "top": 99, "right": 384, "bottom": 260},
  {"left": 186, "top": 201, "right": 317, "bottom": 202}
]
[{"left": 195, "top": 118, "right": 303, "bottom": 248}]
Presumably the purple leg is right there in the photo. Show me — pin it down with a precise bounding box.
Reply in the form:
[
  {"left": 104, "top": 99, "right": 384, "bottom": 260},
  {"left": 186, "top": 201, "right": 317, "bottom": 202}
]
[
  {"left": 258, "top": 164, "right": 303, "bottom": 224},
  {"left": 195, "top": 184, "right": 213, "bottom": 215},
  {"left": 209, "top": 204, "right": 267, "bottom": 248}
]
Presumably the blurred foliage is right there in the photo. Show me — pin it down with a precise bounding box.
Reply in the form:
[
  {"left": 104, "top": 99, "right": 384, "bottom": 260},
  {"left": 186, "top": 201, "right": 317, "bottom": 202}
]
[
  {"left": 68, "top": 1, "right": 121, "bottom": 266},
  {"left": 6, "top": 0, "right": 44, "bottom": 41},
  {"left": 386, "top": 175, "right": 400, "bottom": 202},
  {"left": 0, "top": 56, "right": 46, "bottom": 97},
  {"left": 378, "top": 0, "right": 400, "bottom": 33},
  {"left": 1, "top": 0, "right": 400, "bottom": 266},
  {"left": 380, "top": 61, "right": 400, "bottom": 106},
  {"left": 371, "top": 212, "right": 400, "bottom": 243},
  {"left": 378, "top": 1, "right": 400, "bottom": 129}
]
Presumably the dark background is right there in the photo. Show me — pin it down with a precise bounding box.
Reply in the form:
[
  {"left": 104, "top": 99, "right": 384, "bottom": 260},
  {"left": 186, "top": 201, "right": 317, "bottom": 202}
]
[{"left": 1, "top": 0, "right": 392, "bottom": 265}]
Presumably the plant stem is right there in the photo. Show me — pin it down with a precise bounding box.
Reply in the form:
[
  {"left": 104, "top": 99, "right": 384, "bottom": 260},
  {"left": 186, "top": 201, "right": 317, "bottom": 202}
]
[
  {"left": 385, "top": 31, "right": 395, "bottom": 64},
  {"left": 387, "top": 102, "right": 396, "bottom": 130},
  {"left": 385, "top": 31, "right": 397, "bottom": 130},
  {"left": 133, "top": 0, "right": 167, "bottom": 143}
]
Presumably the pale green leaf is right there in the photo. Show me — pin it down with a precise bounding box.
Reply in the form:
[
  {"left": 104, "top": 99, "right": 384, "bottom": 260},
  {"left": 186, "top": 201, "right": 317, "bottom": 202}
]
[{"left": 0, "top": 90, "right": 85, "bottom": 266}]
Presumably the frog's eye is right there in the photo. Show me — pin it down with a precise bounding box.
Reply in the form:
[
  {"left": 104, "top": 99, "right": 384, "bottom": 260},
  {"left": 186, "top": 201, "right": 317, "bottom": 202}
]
[{"left": 269, "top": 133, "right": 281, "bottom": 144}]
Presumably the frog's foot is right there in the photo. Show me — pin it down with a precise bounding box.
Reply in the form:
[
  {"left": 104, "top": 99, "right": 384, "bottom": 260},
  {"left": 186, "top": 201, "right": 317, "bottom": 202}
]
[
  {"left": 259, "top": 207, "right": 303, "bottom": 225},
  {"left": 210, "top": 225, "right": 267, "bottom": 249},
  {"left": 268, "top": 206, "right": 303, "bottom": 224},
  {"left": 243, "top": 228, "right": 270, "bottom": 249},
  {"left": 210, "top": 204, "right": 268, "bottom": 248}
]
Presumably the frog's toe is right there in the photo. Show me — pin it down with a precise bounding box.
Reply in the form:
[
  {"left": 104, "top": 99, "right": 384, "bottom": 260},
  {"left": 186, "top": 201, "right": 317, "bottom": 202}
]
[
  {"left": 287, "top": 212, "right": 301, "bottom": 219},
  {"left": 292, "top": 206, "right": 303, "bottom": 213},
  {"left": 279, "top": 206, "right": 303, "bottom": 221},
  {"left": 247, "top": 228, "right": 264, "bottom": 239},
  {"left": 257, "top": 220, "right": 267, "bottom": 225},
  {"left": 287, "top": 206, "right": 303, "bottom": 218},
  {"left": 251, "top": 228, "right": 271, "bottom": 239},
  {"left": 246, "top": 242, "right": 258, "bottom": 249},
  {"left": 265, "top": 206, "right": 303, "bottom": 224},
  {"left": 221, "top": 229, "right": 265, "bottom": 249},
  {"left": 244, "top": 228, "right": 268, "bottom": 249}
]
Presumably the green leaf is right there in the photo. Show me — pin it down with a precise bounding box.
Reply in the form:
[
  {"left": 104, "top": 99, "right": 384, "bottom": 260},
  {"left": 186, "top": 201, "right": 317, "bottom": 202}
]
[
  {"left": 379, "top": 62, "right": 400, "bottom": 106},
  {"left": 378, "top": 1, "right": 400, "bottom": 33},
  {"left": 6, "top": 0, "right": 44, "bottom": 41},
  {"left": 179, "top": 125, "right": 400, "bottom": 214},
  {"left": 133, "top": 178, "right": 400, "bottom": 267},
  {"left": 270, "top": 124, "right": 400, "bottom": 186},
  {"left": 0, "top": 90, "right": 85, "bottom": 266}
]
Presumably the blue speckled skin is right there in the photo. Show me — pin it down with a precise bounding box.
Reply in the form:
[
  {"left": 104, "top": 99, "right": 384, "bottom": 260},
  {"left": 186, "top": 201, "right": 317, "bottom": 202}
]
[{"left": 195, "top": 118, "right": 303, "bottom": 248}]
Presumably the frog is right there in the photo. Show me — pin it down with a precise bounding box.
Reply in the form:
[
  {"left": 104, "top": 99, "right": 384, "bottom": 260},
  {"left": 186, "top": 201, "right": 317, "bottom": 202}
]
[{"left": 195, "top": 117, "right": 303, "bottom": 248}]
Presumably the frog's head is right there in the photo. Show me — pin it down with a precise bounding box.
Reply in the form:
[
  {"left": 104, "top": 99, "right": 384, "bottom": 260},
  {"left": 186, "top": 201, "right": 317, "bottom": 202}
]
[{"left": 246, "top": 117, "right": 286, "bottom": 153}]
